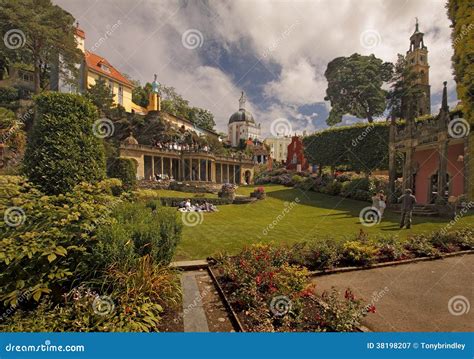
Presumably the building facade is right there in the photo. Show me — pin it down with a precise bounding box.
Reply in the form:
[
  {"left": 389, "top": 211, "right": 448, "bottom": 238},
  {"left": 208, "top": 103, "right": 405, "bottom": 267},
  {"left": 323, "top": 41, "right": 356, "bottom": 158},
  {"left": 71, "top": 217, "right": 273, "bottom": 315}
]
[
  {"left": 390, "top": 82, "right": 470, "bottom": 205},
  {"left": 286, "top": 135, "right": 309, "bottom": 171},
  {"left": 264, "top": 135, "right": 292, "bottom": 164},
  {"left": 120, "top": 134, "right": 255, "bottom": 184},
  {"left": 228, "top": 92, "right": 261, "bottom": 147}
]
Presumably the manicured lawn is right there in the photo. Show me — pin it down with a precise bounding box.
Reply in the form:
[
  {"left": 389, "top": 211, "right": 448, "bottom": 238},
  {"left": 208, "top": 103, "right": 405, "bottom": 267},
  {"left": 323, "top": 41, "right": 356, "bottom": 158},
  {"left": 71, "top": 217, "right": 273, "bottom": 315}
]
[
  {"left": 134, "top": 188, "right": 218, "bottom": 199},
  {"left": 141, "top": 185, "right": 474, "bottom": 260}
]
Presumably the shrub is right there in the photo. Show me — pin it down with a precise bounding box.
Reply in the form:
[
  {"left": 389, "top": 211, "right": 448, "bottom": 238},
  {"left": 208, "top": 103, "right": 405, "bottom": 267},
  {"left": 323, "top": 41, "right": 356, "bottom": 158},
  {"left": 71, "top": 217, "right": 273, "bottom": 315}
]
[
  {"left": 294, "top": 176, "right": 315, "bottom": 190},
  {"left": 23, "top": 92, "right": 106, "bottom": 195},
  {"left": 0, "top": 176, "right": 121, "bottom": 306},
  {"left": 374, "top": 236, "right": 408, "bottom": 261},
  {"left": 318, "top": 288, "right": 370, "bottom": 332},
  {"left": 2, "top": 257, "right": 181, "bottom": 332},
  {"left": 291, "top": 175, "right": 305, "bottom": 185},
  {"left": 293, "top": 238, "right": 343, "bottom": 270},
  {"left": 404, "top": 235, "right": 440, "bottom": 257},
  {"left": 92, "top": 201, "right": 182, "bottom": 270},
  {"left": 341, "top": 177, "right": 376, "bottom": 201},
  {"left": 107, "top": 157, "right": 137, "bottom": 190},
  {"left": 429, "top": 228, "right": 474, "bottom": 252},
  {"left": 218, "top": 183, "right": 236, "bottom": 199},
  {"left": 342, "top": 240, "right": 378, "bottom": 266},
  {"left": 321, "top": 180, "right": 342, "bottom": 196}
]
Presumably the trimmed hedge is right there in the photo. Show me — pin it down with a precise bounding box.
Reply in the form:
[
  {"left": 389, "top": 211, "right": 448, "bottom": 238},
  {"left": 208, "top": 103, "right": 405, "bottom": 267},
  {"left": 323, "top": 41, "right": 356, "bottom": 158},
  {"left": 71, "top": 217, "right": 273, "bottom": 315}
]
[
  {"left": 107, "top": 157, "right": 137, "bottom": 190},
  {"left": 303, "top": 122, "right": 390, "bottom": 172},
  {"left": 23, "top": 92, "right": 106, "bottom": 195}
]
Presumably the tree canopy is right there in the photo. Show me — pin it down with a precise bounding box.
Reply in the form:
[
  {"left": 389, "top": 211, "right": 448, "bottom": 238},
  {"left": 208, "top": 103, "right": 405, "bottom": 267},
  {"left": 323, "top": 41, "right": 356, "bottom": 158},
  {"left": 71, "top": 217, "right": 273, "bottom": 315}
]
[
  {"left": 0, "top": 0, "right": 83, "bottom": 93},
  {"left": 85, "top": 77, "right": 115, "bottom": 114},
  {"left": 324, "top": 53, "right": 393, "bottom": 125}
]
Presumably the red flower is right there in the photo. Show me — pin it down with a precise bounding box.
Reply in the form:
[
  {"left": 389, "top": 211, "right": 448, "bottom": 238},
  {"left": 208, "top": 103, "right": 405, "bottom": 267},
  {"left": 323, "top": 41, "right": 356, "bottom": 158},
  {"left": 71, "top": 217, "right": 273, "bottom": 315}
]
[
  {"left": 366, "top": 304, "right": 376, "bottom": 313},
  {"left": 344, "top": 289, "right": 355, "bottom": 301}
]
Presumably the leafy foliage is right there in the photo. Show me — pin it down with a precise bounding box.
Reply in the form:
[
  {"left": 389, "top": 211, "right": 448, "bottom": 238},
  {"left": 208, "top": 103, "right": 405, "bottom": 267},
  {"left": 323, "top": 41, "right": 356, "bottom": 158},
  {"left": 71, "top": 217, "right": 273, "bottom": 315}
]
[
  {"left": 107, "top": 157, "right": 137, "bottom": 190},
  {"left": 303, "top": 122, "right": 390, "bottom": 172},
  {"left": 23, "top": 92, "right": 106, "bottom": 194},
  {"left": 85, "top": 77, "right": 115, "bottom": 114},
  {"left": 0, "top": 176, "right": 122, "bottom": 306},
  {"left": 0, "top": 0, "right": 83, "bottom": 93},
  {"left": 324, "top": 53, "right": 393, "bottom": 125}
]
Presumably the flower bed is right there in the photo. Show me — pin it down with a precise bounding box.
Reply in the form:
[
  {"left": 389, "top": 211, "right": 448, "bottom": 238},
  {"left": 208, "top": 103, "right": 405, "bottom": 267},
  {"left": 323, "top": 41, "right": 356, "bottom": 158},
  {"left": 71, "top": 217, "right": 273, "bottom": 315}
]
[
  {"left": 288, "top": 228, "right": 474, "bottom": 271},
  {"left": 211, "top": 245, "right": 371, "bottom": 332}
]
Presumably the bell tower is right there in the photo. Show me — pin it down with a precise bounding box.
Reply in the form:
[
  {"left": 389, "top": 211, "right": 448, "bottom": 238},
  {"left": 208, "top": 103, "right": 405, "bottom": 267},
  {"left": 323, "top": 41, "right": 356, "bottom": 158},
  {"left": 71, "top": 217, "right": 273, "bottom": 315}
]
[{"left": 405, "top": 18, "right": 431, "bottom": 116}]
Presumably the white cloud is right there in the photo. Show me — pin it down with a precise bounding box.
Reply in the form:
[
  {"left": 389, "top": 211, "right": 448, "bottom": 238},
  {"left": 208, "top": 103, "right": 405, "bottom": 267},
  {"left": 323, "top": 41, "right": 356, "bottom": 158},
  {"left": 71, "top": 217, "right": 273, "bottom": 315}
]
[{"left": 54, "top": 0, "right": 456, "bottom": 134}]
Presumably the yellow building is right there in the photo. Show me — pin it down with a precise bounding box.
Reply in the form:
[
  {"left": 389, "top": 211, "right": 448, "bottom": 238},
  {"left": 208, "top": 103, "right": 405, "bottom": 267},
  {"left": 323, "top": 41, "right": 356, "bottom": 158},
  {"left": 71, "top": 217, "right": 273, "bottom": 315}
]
[
  {"left": 74, "top": 26, "right": 134, "bottom": 112},
  {"left": 264, "top": 136, "right": 292, "bottom": 164}
]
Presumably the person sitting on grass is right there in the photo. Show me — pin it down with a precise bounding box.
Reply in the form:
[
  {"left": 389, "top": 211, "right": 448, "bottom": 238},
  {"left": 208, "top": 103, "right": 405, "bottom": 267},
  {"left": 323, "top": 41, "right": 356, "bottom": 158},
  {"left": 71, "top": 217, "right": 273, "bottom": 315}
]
[{"left": 398, "top": 189, "right": 417, "bottom": 229}]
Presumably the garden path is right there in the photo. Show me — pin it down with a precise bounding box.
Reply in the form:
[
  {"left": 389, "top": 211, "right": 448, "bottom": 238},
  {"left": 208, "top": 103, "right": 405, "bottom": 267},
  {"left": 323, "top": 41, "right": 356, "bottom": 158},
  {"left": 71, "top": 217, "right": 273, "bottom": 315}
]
[{"left": 312, "top": 254, "right": 473, "bottom": 331}]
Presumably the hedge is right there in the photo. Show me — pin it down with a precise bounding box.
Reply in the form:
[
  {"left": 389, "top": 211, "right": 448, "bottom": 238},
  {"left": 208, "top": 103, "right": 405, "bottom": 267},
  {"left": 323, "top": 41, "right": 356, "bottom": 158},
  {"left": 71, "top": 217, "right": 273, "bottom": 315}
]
[
  {"left": 107, "top": 157, "right": 137, "bottom": 190},
  {"left": 156, "top": 197, "right": 233, "bottom": 207},
  {"left": 303, "top": 122, "right": 390, "bottom": 172},
  {"left": 23, "top": 92, "right": 106, "bottom": 195}
]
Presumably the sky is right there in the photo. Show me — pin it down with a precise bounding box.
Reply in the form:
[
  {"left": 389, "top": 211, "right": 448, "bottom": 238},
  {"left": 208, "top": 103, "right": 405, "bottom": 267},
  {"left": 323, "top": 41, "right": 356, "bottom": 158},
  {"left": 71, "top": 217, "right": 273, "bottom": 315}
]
[{"left": 54, "top": 0, "right": 458, "bottom": 136}]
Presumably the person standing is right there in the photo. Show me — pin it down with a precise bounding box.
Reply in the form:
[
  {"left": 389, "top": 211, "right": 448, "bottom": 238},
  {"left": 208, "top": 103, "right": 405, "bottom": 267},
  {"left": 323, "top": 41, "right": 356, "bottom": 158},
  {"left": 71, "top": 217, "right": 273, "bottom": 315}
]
[{"left": 398, "top": 189, "right": 417, "bottom": 229}]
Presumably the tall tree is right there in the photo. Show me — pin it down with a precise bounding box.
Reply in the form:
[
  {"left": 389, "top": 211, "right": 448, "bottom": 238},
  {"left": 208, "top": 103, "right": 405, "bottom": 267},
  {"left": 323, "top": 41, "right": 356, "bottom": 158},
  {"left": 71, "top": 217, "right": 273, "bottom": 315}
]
[
  {"left": 85, "top": 77, "right": 115, "bottom": 114},
  {"left": 0, "top": 0, "right": 82, "bottom": 93},
  {"left": 324, "top": 53, "right": 393, "bottom": 125},
  {"left": 188, "top": 107, "right": 216, "bottom": 131},
  {"left": 446, "top": 0, "right": 474, "bottom": 125},
  {"left": 386, "top": 54, "right": 423, "bottom": 120}
]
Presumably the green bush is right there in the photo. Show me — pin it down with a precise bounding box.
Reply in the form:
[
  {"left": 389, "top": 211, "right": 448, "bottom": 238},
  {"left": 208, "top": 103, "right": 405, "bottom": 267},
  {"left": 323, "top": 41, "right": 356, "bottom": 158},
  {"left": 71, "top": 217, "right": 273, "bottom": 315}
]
[
  {"left": 321, "top": 180, "right": 342, "bottom": 196},
  {"left": 23, "top": 92, "right": 106, "bottom": 195},
  {"left": 404, "top": 235, "right": 440, "bottom": 258},
  {"left": 342, "top": 240, "right": 378, "bottom": 266},
  {"left": 107, "top": 157, "right": 137, "bottom": 190},
  {"left": 294, "top": 238, "right": 343, "bottom": 270},
  {"left": 92, "top": 201, "right": 182, "bottom": 269},
  {"left": 374, "top": 236, "right": 408, "bottom": 261},
  {"left": 429, "top": 228, "right": 474, "bottom": 252},
  {"left": 0, "top": 176, "right": 121, "bottom": 306},
  {"left": 291, "top": 175, "right": 305, "bottom": 185}
]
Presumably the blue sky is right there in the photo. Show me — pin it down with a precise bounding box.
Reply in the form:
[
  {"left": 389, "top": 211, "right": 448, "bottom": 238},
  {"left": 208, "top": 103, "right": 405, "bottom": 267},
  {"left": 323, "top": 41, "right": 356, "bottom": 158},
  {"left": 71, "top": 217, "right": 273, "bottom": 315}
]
[{"left": 55, "top": 0, "right": 457, "bottom": 136}]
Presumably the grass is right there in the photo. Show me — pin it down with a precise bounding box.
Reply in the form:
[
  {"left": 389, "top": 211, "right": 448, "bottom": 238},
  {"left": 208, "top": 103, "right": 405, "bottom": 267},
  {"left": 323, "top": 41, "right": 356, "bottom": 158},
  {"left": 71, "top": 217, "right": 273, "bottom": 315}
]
[
  {"left": 138, "top": 185, "right": 474, "bottom": 260},
  {"left": 134, "top": 189, "right": 218, "bottom": 199}
]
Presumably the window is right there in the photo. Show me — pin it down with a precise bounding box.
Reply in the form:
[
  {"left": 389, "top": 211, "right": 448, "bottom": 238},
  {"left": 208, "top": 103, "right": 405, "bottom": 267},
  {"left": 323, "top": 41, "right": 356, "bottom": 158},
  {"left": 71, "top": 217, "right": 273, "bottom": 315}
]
[
  {"left": 118, "top": 85, "right": 123, "bottom": 105},
  {"left": 100, "top": 63, "right": 110, "bottom": 73}
]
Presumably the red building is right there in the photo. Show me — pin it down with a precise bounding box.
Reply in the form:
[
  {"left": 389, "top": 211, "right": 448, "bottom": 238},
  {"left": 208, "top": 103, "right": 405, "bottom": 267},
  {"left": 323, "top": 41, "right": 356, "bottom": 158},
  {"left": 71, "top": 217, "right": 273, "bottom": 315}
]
[{"left": 286, "top": 136, "right": 309, "bottom": 171}]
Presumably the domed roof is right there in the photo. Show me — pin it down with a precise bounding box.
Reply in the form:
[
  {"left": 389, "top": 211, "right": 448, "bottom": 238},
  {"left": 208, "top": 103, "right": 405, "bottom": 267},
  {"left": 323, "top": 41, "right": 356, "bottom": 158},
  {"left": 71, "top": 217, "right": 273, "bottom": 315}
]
[
  {"left": 123, "top": 132, "right": 138, "bottom": 145},
  {"left": 229, "top": 108, "right": 255, "bottom": 124},
  {"left": 228, "top": 91, "right": 255, "bottom": 124}
]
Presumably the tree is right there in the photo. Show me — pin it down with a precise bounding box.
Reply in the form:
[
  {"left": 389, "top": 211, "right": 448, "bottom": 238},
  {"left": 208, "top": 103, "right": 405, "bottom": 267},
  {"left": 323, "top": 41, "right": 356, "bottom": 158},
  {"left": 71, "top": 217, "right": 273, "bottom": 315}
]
[
  {"left": 23, "top": 92, "right": 106, "bottom": 194},
  {"left": 132, "top": 81, "right": 151, "bottom": 108},
  {"left": 188, "top": 107, "right": 216, "bottom": 130},
  {"left": 386, "top": 54, "right": 423, "bottom": 120},
  {"left": 0, "top": 0, "right": 83, "bottom": 93},
  {"left": 85, "top": 77, "right": 115, "bottom": 114},
  {"left": 324, "top": 53, "right": 393, "bottom": 125},
  {"left": 446, "top": 0, "right": 474, "bottom": 125}
]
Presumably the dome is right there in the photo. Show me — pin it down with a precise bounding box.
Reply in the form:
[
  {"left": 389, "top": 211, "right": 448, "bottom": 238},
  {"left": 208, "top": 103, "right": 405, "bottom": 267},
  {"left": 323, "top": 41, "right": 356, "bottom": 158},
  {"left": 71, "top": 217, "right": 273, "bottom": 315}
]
[
  {"left": 229, "top": 108, "right": 255, "bottom": 124},
  {"left": 123, "top": 132, "right": 138, "bottom": 145}
]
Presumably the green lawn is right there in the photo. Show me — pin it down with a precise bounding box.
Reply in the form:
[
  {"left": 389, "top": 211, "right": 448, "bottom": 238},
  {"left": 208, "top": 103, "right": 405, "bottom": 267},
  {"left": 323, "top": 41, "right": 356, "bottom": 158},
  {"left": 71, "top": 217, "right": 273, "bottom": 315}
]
[{"left": 142, "top": 185, "right": 474, "bottom": 260}]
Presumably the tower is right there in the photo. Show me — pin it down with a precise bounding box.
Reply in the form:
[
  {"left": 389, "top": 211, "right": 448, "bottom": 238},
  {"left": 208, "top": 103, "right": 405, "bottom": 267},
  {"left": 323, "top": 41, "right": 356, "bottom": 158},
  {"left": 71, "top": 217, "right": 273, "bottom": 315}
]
[{"left": 405, "top": 18, "right": 431, "bottom": 117}]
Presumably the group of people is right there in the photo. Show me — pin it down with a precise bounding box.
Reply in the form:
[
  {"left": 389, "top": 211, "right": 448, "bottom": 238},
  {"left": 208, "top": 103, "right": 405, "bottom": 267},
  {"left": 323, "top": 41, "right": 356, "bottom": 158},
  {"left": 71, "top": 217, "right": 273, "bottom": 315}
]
[
  {"left": 154, "top": 141, "right": 210, "bottom": 152},
  {"left": 177, "top": 199, "right": 218, "bottom": 212},
  {"left": 371, "top": 189, "right": 417, "bottom": 229}
]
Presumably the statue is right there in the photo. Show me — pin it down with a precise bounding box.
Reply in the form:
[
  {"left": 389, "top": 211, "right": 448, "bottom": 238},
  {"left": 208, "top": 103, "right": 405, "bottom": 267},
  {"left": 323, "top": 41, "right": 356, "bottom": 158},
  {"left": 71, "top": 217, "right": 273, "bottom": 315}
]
[
  {"left": 151, "top": 74, "right": 160, "bottom": 94},
  {"left": 239, "top": 91, "right": 247, "bottom": 109}
]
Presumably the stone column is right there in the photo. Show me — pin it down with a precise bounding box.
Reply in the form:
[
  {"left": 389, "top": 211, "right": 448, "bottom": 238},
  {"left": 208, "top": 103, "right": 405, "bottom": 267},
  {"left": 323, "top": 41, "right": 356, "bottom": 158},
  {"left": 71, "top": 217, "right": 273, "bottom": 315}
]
[
  {"left": 226, "top": 164, "right": 230, "bottom": 183},
  {"left": 220, "top": 164, "right": 223, "bottom": 183},
  {"left": 232, "top": 165, "right": 235, "bottom": 184},
  {"left": 170, "top": 157, "right": 173, "bottom": 179},
  {"left": 160, "top": 156, "right": 164, "bottom": 175},
  {"left": 151, "top": 156, "right": 155, "bottom": 179},
  {"left": 189, "top": 158, "right": 192, "bottom": 180},
  {"left": 437, "top": 134, "right": 449, "bottom": 202},
  {"left": 205, "top": 160, "right": 209, "bottom": 182},
  {"left": 211, "top": 161, "right": 216, "bottom": 182},
  {"left": 198, "top": 159, "right": 201, "bottom": 181}
]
